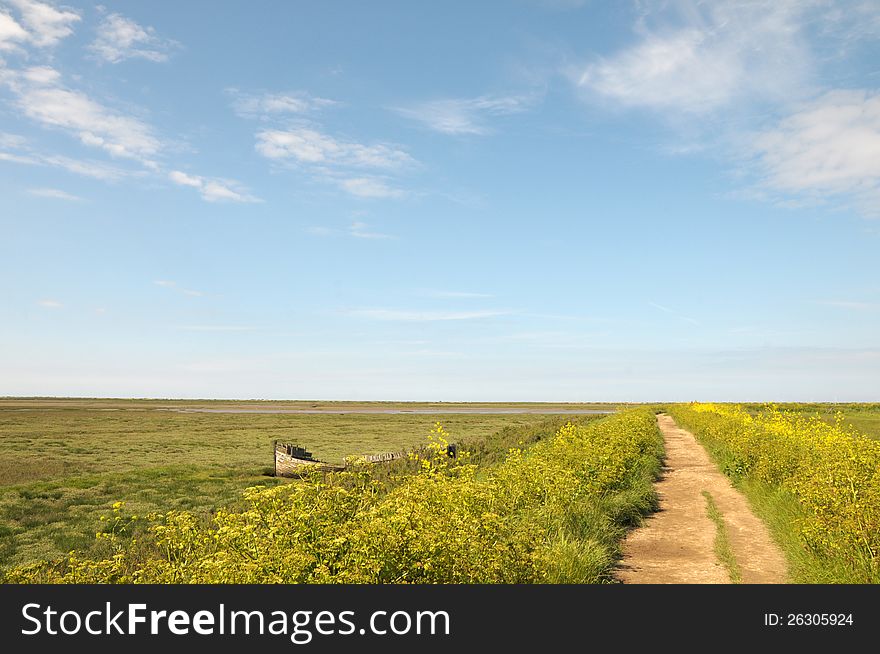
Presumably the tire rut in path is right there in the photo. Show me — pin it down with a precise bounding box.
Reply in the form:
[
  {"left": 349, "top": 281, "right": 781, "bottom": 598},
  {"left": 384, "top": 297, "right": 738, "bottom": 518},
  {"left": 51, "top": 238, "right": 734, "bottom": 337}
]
[{"left": 616, "top": 413, "right": 788, "bottom": 584}]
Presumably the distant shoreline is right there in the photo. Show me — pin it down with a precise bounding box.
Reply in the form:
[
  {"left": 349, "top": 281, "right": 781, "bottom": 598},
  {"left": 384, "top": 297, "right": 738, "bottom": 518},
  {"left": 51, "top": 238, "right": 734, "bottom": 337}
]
[{"left": 0, "top": 397, "right": 628, "bottom": 412}]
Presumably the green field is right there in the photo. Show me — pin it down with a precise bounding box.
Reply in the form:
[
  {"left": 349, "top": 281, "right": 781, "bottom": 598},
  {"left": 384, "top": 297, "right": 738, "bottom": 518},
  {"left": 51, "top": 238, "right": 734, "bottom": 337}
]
[
  {"left": 0, "top": 399, "right": 612, "bottom": 569},
  {"left": 808, "top": 406, "right": 880, "bottom": 440},
  {"left": 5, "top": 409, "right": 661, "bottom": 584},
  {"left": 742, "top": 403, "right": 880, "bottom": 440},
  {"left": 6, "top": 399, "right": 879, "bottom": 581}
]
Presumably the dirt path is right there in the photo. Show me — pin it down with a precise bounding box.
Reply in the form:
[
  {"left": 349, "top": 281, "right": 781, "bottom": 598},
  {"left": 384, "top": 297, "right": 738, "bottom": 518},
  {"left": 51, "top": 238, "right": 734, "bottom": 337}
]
[{"left": 616, "top": 414, "right": 787, "bottom": 584}]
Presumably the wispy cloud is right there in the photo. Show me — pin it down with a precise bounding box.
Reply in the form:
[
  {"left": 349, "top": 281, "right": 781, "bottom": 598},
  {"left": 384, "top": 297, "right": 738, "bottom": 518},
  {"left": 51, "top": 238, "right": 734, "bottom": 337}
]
[
  {"left": 36, "top": 298, "right": 63, "bottom": 308},
  {"left": 347, "top": 308, "right": 512, "bottom": 322},
  {"left": 26, "top": 187, "right": 83, "bottom": 201},
  {"left": 255, "top": 127, "right": 414, "bottom": 199},
  {"left": 168, "top": 170, "right": 260, "bottom": 203},
  {"left": 569, "top": 1, "right": 880, "bottom": 218},
  {"left": 0, "top": 134, "right": 136, "bottom": 180},
  {"left": 256, "top": 128, "right": 413, "bottom": 169},
  {"left": 747, "top": 90, "right": 880, "bottom": 215},
  {"left": 228, "top": 89, "right": 337, "bottom": 118},
  {"left": 1, "top": 41, "right": 248, "bottom": 204},
  {"left": 572, "top": 1, "right": 812, "bottom": 115},
  {"left": 307, "top": 221, "right": 394, "bottom": 240},
  {"left": 5, "top": 0, "right": 79, "bottom": 49},
  {"left": 394, "top": 94, "right": 534, "bottom": 135},
  {"left": 0, "top": 8, "right": 29, "bottom": 51},
  {"left": 7, "top": 65, "right": 161, "bottom": 165},
  {"left": 0, "top": 150, "right": 133, "bottom": 180},
  {"left": 349, "top": 221, "right": 392, "bottom": 239},
  {"left": 154, "top": 280, "right": 203, "bottom": 297},
  {"left": 89, "top": 11, "right": 179, "bottom": 64},
  {"left": 44, "top": 153, "right": 134, "bottom": 180},
  {"left": 0, "top": 132, "right": 26, "bottom": 148},
  {"left": 339, "top": 177, "right": 403, "bottom": 199}
]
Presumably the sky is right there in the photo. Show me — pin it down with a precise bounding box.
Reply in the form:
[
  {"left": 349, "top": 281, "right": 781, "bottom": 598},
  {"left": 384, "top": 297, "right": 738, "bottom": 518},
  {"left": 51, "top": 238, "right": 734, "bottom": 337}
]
[{"left": 1, "top": 0, "right": 879, "bottom": 402}]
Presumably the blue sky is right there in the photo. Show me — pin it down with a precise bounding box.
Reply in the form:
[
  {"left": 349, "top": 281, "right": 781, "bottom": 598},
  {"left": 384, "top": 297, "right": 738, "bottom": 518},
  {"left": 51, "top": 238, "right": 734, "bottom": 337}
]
[{"left": 1, "top": 0, "right": 879, "bottom": 401}]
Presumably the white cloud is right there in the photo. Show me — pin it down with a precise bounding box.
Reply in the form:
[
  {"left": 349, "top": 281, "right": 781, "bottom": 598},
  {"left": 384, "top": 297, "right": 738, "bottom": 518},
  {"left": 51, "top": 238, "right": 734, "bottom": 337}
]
[
  {"left": 9, "top": 65, "right": 161, "bottom": 164},
  {"left": 340, "top": 177, "right": 403, "bottom": 199},
  {"left": 255, "top": 127, "right": 414, "bottom": 199},
  {"left": 0, "top": 9, "right": 28, "bottom": 51},
  {"left": 229, "top": 89, "right": 336, "bottom": 118},
  {"left": 89, "top": 12, "right": 178, "bottom": 63},
  {"left": 3, "top": 154, "right": 238, "bottom": 203},
  {"left": 256, "top": 128, "right": 413, "bottom": 169},
  {"left": 749, "top": 90, "right": 880, "bottom": 214},
  {"left": 349, "top": 221, "right": 392, "bottom": 239},
  {"left": 569, "top": 1, "right": 880, "bottom": 218},
  {"left": 573, "top": 1, "right": 811, "bottom": 115},
  {"left": 0, "top": 149, "right": 36, "bottom": 165},
  {"left": 6, "top": 0, "right": 79, "bottom": 48},
  {"left": 43, "top": 153, "right": 132, "bottom": 180},
  {"left": 348, "top": 308, "right": 511, "bottom": 322},
  {"left": 0, "top": 131, "right": 26, "bottom": 148},
  {"left": 238, "top": 87, "right": 414, "bottom": 200},
  {"left": 37, "top": 298, "right": 62, "bottom": 308},
  {"left": 394, "top": 94, "right": 533, "bottom": 135},
  {"left": 0, "top": 133, "right": 136, "bottom": 180},
  {"left": 168, "top": 170, "right": 259, "bottom": 203},
  {"left": 201, "top": 180, "right": 255, "bottom": 202},
  {"left": 1, "top": 49, "right": 247, "bottom": 205},
  {"left": 20, "top": 64, "right": 59, "bottom": 83},
  {"left": 27, "top": 186, "right": 82, "bottom": 200},
  {"left": 168, "top": 170, "right": 201, "bottom": 188}
]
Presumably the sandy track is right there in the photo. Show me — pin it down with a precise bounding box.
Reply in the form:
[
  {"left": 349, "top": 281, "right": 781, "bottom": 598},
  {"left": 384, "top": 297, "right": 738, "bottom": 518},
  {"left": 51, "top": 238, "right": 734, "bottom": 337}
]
[{"left": 616, "top": 414, "right": 787, "bottom": 584}]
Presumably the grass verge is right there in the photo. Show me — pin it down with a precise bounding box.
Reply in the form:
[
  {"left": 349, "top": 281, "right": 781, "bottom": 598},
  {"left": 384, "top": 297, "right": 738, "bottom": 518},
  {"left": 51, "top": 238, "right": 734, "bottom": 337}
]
[
  {"left": 669, "top": 404, "right": 879, "bottom": 583},
  {"left": 701, "top": 490, "right": 742, "bottom": 583}
]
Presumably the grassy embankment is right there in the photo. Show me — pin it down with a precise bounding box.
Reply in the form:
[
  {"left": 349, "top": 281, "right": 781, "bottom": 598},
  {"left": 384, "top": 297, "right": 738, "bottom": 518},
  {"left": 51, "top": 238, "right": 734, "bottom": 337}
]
[
  {"left": 5, "top": 409, "right": 663, "bottom": 583},
  {"left": 0, "top": 399, "right": 611, "bottom": 569},
  {"left": 668, "top": 403, "right": 880, "bottom": 583}
]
